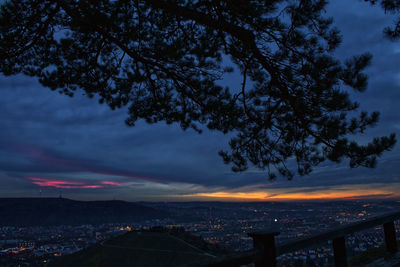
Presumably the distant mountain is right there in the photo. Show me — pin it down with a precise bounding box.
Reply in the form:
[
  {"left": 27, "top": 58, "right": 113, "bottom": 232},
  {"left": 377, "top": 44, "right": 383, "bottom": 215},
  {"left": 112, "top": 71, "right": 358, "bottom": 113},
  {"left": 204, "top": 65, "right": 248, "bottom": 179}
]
[{"left": 0, "top": 198, "right": 169, "bottom": 226}]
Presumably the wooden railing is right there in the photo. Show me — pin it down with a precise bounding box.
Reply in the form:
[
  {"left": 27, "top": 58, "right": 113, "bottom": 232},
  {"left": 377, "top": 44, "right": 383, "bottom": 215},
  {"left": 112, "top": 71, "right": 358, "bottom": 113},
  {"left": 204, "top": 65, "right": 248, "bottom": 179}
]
[{"left": 205, "top": 211, "right": 400, "bottom": 267}]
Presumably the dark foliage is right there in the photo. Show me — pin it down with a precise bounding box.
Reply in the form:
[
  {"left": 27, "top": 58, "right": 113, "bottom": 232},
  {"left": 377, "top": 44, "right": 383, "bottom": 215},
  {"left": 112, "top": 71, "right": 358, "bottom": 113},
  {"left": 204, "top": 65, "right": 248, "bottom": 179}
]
[
  {"left": 365, "top": 0, "right": 400, "bottom": 40},
  {"left": 0, "top": 0, "right": 396, "bottom": 179}
]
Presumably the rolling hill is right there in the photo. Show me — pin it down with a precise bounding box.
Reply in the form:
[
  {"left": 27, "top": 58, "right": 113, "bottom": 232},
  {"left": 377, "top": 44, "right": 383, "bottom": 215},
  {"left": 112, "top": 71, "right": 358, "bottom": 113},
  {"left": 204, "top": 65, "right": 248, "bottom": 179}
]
[
  {"left": 49, "top": 227, "right": 227, "bottom": 267},
  {"left": 0, "top": 198, "right": 168, "bottom": 226}
]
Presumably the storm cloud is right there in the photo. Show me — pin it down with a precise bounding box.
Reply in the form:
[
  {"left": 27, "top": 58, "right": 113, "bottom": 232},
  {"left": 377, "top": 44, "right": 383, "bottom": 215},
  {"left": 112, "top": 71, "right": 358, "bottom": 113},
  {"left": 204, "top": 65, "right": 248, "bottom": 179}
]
[{"left": 0, "top": 0, "right": 400, "bottom": 201}]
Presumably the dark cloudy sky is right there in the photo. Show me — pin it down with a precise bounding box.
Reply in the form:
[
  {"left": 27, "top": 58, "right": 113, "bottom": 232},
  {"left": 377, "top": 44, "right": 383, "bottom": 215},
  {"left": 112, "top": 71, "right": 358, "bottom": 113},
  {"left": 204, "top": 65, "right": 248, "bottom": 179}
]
[{"left": 1, "top": 0, "right": 400, "bottom": 201}]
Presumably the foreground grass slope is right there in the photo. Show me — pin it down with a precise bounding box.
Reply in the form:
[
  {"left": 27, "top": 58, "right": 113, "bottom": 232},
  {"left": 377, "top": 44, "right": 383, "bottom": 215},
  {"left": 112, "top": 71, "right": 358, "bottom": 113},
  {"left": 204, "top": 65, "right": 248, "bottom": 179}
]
[{"left": 50, "top": 229, "right": 225, "bottom": 267}]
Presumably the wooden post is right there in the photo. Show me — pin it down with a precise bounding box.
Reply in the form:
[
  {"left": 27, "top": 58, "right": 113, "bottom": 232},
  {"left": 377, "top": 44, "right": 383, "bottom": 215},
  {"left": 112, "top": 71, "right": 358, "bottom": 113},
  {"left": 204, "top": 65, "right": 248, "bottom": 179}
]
[
  {"left": 248, "top": 231, "right": 280, "bottom": 267},
  {"left": 332, "top": 236, "right": 347, "bottom": 267},
  {"left": 384, "top": 221, "right": 398, "bottom": 253}
]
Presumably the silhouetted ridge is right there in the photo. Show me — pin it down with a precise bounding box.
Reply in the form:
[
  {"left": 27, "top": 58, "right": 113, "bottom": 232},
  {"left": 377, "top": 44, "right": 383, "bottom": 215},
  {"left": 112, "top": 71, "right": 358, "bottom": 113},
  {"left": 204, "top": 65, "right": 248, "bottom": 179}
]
[{"left": 0, "top": 198, "right": 168, "bottom": 226}]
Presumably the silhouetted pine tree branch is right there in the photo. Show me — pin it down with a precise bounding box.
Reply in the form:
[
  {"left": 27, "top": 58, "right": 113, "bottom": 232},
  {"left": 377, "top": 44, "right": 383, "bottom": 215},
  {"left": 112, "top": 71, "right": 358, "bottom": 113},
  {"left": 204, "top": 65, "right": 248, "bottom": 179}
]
[{"left": 0, "top": 0, "right": 396, "bottom": 179}]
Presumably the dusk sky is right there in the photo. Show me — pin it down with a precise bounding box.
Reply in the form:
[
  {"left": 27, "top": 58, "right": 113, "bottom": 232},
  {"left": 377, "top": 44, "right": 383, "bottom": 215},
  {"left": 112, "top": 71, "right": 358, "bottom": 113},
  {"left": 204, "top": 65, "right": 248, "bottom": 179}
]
[{"left": 1, "top": 0, "right": 400, "bottom": 202}]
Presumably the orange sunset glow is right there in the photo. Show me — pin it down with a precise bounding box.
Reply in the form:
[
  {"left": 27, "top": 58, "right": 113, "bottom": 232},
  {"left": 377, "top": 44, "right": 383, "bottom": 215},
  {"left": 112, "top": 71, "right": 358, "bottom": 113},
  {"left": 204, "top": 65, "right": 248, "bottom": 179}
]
[{"left": 186, "top": 183, "right": 400, "bottom": 202}]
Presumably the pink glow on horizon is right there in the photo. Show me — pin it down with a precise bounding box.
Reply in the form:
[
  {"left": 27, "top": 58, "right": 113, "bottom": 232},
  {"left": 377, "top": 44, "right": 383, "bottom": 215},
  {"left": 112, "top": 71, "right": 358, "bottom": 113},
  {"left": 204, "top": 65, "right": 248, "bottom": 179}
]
[
  {"left": 27, "top": 177, "right": 132, "bottom": 189},
  {"left": 18, "top": 144, "right": 168, "bottom": 183}
]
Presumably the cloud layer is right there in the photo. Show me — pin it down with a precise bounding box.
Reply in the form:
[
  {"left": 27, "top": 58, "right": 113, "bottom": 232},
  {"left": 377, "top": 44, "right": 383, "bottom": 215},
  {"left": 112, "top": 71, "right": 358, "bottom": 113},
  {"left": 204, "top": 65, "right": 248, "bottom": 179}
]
[{"left": 0, "top": 0, "right": 400, "bottom": 201}]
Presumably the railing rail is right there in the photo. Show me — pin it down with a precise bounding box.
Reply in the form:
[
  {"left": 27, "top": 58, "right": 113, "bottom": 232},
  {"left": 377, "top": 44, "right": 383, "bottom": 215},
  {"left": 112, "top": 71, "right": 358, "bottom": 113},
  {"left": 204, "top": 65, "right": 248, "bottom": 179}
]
[{"left": 206, "top": 210, "right": 400, "bottom": 267}]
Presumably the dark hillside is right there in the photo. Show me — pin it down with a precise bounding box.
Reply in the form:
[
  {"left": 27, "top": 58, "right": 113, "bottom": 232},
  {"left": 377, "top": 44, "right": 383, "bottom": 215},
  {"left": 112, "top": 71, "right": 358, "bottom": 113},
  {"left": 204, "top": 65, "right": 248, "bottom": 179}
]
[
  {"left": 49, "top": 227, "right": 228, "bottom": 267},
  {"left": 0, "top": 198, "right": 168, "bottom": 226}
]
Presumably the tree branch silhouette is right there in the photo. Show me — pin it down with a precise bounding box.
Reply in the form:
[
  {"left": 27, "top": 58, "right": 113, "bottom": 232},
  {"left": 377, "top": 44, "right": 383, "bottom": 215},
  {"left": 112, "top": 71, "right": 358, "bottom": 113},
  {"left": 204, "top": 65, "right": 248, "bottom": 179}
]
[{"left": 0, "top": 0, "right": 396, "bottom": 179}]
